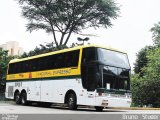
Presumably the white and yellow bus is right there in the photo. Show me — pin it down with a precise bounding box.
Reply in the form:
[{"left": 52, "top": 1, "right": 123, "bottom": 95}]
[{"left": 5, "top": 45, "right": 131, "bottom": 111}]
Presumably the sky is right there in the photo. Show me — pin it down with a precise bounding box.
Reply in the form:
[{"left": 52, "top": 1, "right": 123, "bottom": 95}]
[{"left": 0, "top": 0, "right": 160, "bottom": 69}]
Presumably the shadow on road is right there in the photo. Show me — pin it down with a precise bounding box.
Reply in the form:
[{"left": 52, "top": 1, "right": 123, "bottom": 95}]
[{"left": 27, "top": 102, "right": 126, "bottom": 113}]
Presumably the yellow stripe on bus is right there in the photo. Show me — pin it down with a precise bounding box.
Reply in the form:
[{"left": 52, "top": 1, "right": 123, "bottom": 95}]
[{"left": 6, "top": 67, "right": 80, "bottom": 81}]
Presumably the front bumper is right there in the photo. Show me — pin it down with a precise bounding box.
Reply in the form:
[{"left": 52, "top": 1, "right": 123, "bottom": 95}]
[{"left": 95, "top": 95, "right": 131, "bottom": 108}]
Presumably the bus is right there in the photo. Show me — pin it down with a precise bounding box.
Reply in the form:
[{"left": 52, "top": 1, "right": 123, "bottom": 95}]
[{"left": 5, "top": 45, "right": 131, "bottom": 111}]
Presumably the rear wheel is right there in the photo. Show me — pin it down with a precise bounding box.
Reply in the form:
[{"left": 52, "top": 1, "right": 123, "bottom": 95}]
[
  {"left": 95, "top": 106, "right": 104, "bottom": 112},
  {"left": 21, "top": 92, "right": 28, "bottom": 105},
  {"left": 67, "top": 93, "right": 77, "bottom": 110},
  {"left": 14, "top": 92, "right": 21, "bottom": 104}
]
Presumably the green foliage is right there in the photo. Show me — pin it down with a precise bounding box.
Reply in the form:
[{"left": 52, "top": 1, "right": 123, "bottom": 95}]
[
  {"left": 132, "top": 21, "right": 160, "bottom": 107},
  {"left": 0, "top": 48, "right": 9, "bottom": 82},
  {"left": 134, "top": 21, "right": 160, "bottom": 76},
  {"left": 132, "top": 48, "right": 160, "bottom": 107},
  {"left": 21, "top": 39, "right": 88, "bottom": 58},
  {"left": 17, "top": 0, "right": 120, "bottom": 48},
  {"left": 131, "top": 74, "right": 143, "bottom": 107},
  {"left": 0, "top": 48, "right": 14, "bottom": 92},
  {"left": 151, "top": 22, "right": 160, "bottom": 47},
  {"left": 142, "top": 48, "right": 160, "bottom": 80},
  {"left": 134, "top": 46, "right": 154, "bottom": 76},
  {"left": 21, "top": 42, "right": 68, "bottom": 58}
]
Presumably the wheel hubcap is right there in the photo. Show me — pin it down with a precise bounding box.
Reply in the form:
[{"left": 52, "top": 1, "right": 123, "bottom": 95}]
[
  {"left": 22, "top": 98, "right": 25, "bottom": 104},
  {"left": 16, "top": 95, "right": 19, "bottom": 102},
  {"left": 69, "top": 97, "right": 73, "bottom": 106}
]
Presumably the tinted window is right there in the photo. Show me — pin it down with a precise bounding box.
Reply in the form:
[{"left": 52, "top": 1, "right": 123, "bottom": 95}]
[
  {"left": 82, "top": 47, "right": 97, "bottom": 64},
  {"left": 81, "top": 47, "right": 99, "bottom": 91},
  {"left": 102, "top": 66, "right": 130, "bottom": 90},
  {"left": 8, "top": 50, "right": 80, "bottom": 74},
  {"left": 98, "top": 48, "right": 130, "bottom": 69}
]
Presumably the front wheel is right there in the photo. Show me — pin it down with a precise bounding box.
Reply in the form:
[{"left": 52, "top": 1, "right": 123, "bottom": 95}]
[
  {"left": 95, "top": 106, "right": 104, "bottom": 112},
  {"left": 67, "top": 93, "right": 77, "bottom": 110}
]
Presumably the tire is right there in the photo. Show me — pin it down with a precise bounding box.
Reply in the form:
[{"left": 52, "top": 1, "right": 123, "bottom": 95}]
[
  {"left": 14, "top": 92, "right": 21, "bottom": 104},
  {"left": 95, "top": 106, "right": 104, "bottom": 112},
  {"left": 67, "top": 93, "right": 77, "bottom": 110},
  {"left": 21, "top": 92, "right": 28, "bottom": 105}
]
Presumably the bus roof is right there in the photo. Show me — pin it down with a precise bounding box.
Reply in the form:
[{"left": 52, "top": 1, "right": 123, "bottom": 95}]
[{"left": 9, "top": 44, "right": 126, "bottom": 64}]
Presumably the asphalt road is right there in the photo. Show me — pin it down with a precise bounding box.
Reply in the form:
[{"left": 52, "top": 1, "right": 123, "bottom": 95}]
[{"left": 0, "top": 102, "right": 160, "bottom": 114}]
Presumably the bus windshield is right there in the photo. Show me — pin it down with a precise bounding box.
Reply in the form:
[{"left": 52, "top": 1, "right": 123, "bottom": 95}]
[
  {"left": 97, "top": 48, "right": 131, "bottom": 91},
  {"left": 101, "top": 66, "right": 130, "bottom": 90},
  {"left": 81, "top": 47, "right": 131, "bottom": 91},
  {"left": 98, "top": 48, "right": 130, "bottom": 69}
]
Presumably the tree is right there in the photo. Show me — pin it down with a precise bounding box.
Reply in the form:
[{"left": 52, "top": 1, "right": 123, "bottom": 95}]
[
  {"left": 21, "top": 42, "right": 68, "bottom": 58},
  {"left": 0, "top": 48, "right": 8, "bottom": 83},
  {"left": 132, "top": 48, "right": 160, "bottom": 107},
  {"left": 150, "top": 22, "right": 160, "bottom": 47},
  {"left": 134, "top": 46, "right": 154, "bottom": 76},
  {"left": 134, "top": 21, "right": 160, "bottom": 75},
  {"left": 132, "top": 21, "right": 160, "bottom": 107},
  {"left": 131, "top": 74, "right": 144, "bottom": 107},
  {"left": 17, "top": 0, "right": 119, "bottom": 49},
  {"left": 0, "top": 48, "right": 14, "bottom": 93}
]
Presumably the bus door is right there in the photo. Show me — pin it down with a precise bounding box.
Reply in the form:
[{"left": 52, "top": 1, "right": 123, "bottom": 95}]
[{"left": 81, "top": 47, "right": 99, "bottom": 105}]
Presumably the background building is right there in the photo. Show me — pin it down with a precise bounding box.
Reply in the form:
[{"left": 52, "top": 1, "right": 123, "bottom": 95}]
[{"left": 0, "top": 41, "right": 23, "bottom": 56}]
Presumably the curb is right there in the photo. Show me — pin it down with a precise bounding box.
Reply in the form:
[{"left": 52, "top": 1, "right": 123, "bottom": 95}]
[{"left": 109, "top": 107, "right": 160, "bottom": 110}]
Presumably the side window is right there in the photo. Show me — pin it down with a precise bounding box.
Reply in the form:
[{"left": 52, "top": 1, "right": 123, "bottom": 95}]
[
  {"left": 25, "top": 61, "right": 30, "bottom": 72},
  {"left": 64, "top": 52, "right": 70, "bottom": 67},
  {"left": 8, "top": 50, "right": 80, "bottom": 74},
  {"left": 51, "top": 54, "right": 57, "bottom": 69},
  {"left": 38, "top": 57, "right": 48, "bottom": 71},
  {"left": 16, "top": 62, "right": 20, "bottom": 73},
  {"left": 20, "top": 61, "right": 25, "bottom": 73},
  {"left": 50, "top": 50, "right": 79, "bottom": 69},
  {"left": 67, "top": 50, "right": 79, "bottom": 67},
  {"left": 31, "top": 59, "right": 36, "bottom": 71},
  {"left": 82, "top": 47, "right": 97, "bottom": 64},
  {"left": 57, "top": 54, "right": 62, "bottom": 68},
  {"left": 73, "top": 50, "right": 80, "bottom": 66},
  {"left": 47, "top": 55, "right": 53, "bottom": 70},
  {"left": 8, "top": 63, "right": 14, "bottom": 74}
]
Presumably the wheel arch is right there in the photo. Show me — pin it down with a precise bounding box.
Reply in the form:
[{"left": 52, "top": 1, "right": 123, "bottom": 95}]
[{"left": 21, "top": 89, "right": 27, "bottom": 95}]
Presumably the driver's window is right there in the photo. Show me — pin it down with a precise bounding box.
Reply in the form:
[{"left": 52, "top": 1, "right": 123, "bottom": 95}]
[{"left": 82, "top": 47, "right": 97, "bottom": 64}]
